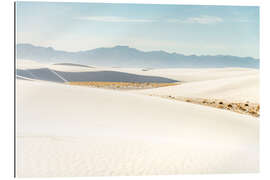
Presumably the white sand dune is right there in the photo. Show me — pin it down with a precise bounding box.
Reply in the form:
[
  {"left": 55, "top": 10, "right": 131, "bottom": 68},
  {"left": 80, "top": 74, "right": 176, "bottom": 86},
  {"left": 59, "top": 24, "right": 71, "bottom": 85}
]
[
  {"left": 17, "top": 59, "right": 96, "bottom": 72},
  {"left": 49, "top": 63, "right": 96, "bottom": 72},
  {"left": 17, "top": 60, "right": 259, "bottom": 86},
  {"left": 18, "top": 59, "right": 258, "bottom": 82},
  {"left": 16, "top": 75, "right": 34, "bottom": 81},
  {"left": 16, "top": 59, "right": 48, "bottom": 70},
  {"left": 16, "top": 60, "right": 179, "bottom": 83},
  {"left": 101, "top": 67, "right": 259, "bottom": 82},
  {"left": 48, "top": 66, "right": 258, "bottom": 83},
  {"left": 16, "top": 79, "right": 259, "bottom": 177},
  {"left": 135, "top": 73, "right": 259, "bottom": 103}
]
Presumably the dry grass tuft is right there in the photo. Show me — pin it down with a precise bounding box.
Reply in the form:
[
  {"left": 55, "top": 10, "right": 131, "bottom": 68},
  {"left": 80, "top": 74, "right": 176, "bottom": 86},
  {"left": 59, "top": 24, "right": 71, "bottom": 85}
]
[
  {"left": 156, "top": 95, "right": 260, "bottom": 118},
  {"left": 67, "top": 81, "right": 179, "bottom": 90}
]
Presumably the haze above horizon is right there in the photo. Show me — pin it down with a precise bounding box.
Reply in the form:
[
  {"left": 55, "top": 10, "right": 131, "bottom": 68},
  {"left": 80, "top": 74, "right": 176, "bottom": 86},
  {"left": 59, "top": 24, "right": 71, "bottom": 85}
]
[{"left": 16, "top": 2, "right": 259, "bottom": 58}]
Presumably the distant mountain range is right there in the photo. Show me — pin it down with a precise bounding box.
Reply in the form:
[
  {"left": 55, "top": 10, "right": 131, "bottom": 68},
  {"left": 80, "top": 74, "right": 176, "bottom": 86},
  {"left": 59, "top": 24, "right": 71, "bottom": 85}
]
[{"left": 16, "top": 43, "right": 259, "bottom": 68}]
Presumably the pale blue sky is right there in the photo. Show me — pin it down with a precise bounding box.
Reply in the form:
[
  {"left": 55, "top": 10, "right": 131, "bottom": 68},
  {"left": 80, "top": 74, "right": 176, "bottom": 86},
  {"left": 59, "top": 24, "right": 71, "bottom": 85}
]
[{"left": 16, "top": 2, "right": 259, "bottom": 58}]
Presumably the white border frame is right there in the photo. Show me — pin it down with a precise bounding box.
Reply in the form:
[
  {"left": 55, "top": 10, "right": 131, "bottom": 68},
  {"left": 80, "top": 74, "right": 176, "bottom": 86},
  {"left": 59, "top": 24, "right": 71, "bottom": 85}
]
[{"left": 1, "top": 0, "right": 270, "bottom": 179}]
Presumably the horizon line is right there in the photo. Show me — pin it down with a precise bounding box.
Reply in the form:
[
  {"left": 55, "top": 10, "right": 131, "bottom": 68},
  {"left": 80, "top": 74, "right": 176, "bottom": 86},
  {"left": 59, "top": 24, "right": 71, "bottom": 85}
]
[{"left": 16, "top": 43, "right": 259, "bottom": 60}]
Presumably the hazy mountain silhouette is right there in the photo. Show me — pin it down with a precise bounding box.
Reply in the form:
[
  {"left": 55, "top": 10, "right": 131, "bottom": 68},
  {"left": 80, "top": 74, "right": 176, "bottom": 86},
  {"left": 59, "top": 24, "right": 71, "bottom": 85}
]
[{"left": 16, "top": 43, "right": 259, "bottom": 68}]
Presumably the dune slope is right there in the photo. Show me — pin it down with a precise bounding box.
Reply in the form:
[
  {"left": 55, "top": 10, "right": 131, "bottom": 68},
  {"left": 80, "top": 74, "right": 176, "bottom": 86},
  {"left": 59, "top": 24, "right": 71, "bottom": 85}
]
[
  {"left": 135, "top": 73, "right": 259, "bottom": 103},
  {"left": 16, "top": 80, "right": 259, "bottom": 177}
]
